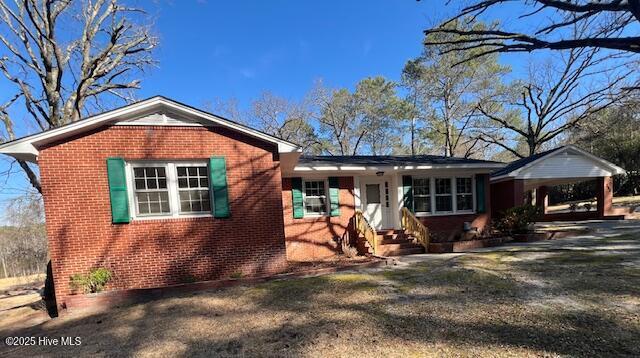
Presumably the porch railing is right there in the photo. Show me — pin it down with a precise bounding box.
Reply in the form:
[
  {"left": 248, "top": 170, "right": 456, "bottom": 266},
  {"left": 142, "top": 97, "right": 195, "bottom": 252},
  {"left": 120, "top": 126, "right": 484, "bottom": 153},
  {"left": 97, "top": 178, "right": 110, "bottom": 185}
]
[
  {"left": 401, "top": 207, "right": 430, "bottom": 250},
  {"left": 354, "top": 210, "right": 378, "bottom": 255}
]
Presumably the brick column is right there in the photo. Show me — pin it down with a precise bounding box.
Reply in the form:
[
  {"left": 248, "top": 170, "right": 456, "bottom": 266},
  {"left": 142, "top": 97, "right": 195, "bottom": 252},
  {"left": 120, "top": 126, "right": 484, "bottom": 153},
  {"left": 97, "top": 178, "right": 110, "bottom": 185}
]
[
  {"left": 596, "top": 176, "right": 613, "bottom": 217},
  {"left": 513, "top": 179, "right": 526, "bottom": 206},
  {"left": 535, "top": 186, "right": 548, "bottom": 214}
]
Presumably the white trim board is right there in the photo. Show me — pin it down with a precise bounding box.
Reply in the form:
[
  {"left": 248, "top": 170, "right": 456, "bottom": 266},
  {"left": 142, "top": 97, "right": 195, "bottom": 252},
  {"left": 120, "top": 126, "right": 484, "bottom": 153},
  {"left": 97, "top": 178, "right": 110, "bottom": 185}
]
[
  {"left": 0, "top": 96, "right": 301, "bottom": 162},
  {"left": 490, "top": 145, "right": 626, "bottom": 182}
]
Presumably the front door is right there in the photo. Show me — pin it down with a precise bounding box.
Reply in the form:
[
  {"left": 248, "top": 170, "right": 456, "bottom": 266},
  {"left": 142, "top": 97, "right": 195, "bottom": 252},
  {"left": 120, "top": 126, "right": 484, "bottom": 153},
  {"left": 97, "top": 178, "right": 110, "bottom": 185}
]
[{"left": 361, "top": 178, "right": 390, "bottom": 230}]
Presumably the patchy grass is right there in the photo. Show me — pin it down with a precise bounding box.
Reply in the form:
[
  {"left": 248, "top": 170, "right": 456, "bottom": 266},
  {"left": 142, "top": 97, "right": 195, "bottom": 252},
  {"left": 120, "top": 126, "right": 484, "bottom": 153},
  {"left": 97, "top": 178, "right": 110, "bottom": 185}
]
[
  {"left": 0, "top": 274, "right": 44, "bottom": 291},
  {"left": 2, "top": 235, "right": 640, "bottom": 357},
  {"left": 0, "top": 274, "right": 48, "bottom": 332}
]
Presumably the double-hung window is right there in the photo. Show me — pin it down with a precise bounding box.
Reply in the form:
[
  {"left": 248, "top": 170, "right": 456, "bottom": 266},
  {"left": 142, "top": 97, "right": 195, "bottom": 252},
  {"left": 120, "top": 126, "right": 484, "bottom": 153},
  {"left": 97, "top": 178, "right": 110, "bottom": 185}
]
[
  {"left": 130, "top": 162, "right": 211, "bottom": 218},
  {"left": 412, "top": 178, "right": 431, "bottom": 213},
  {"left": 176, "top": 165, "right": 211, "bottom": 213},
  {"left": 303, "top": 180, "right": 328, "bottom": 216},
  {"left": 410, "top": 176, "right": 475, "bottom": 215},
  {"left": 133, "top": 166, "right": 171, "bottom": 215},
  {"left": 435, "top": 178, "right": 453, "bottom": 212},
  {"left": 456, "top": 177, "right": 474, "bottom": 212}
]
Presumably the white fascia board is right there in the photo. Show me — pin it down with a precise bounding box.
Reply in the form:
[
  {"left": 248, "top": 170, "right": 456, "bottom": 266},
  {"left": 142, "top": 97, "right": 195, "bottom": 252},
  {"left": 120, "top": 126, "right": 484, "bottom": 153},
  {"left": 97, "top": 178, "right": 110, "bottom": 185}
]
[
  {"left": 490, "top": 145, "right": 626, "bottom": 182},
  {"left": 142, "top": 99, "right": 300, "bottom": 153},
  {"left": 511, "top": 145, "right": 625, "bottom": 178},
  {"left": 292, "top": 163, "right": 506, "bottom": 173},
  {"left": 0, "top": 96, "right": 301, "bottom": 162},
  {"left": 562, "top": 145, "right": 626, "bottom": 175},
  {"left": 490, "top": 174, "right": 512, "bottom": 182}
]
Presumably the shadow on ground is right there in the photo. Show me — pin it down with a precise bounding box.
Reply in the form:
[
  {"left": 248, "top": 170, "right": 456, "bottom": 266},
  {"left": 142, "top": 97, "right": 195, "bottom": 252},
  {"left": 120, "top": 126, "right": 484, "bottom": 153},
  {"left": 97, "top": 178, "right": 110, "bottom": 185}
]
[{"left": 1, "top": 232, "right": 639, "bottom": 357}]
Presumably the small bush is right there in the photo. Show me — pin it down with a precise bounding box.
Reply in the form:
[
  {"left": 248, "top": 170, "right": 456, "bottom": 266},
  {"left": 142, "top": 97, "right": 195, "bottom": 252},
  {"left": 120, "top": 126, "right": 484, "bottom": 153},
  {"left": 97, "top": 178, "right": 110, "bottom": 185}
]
[
  {"left": 495, "top": 204, "right": 542, "bottom": 234},
  {"left": 70, "top": 268, "right": 112, "bottom": 294},
  {"left": 230, "top": 271, "right": 243, "bottom": 279},
  {"left": 340, "top": 235, "right": 358, "bottom": 258}
]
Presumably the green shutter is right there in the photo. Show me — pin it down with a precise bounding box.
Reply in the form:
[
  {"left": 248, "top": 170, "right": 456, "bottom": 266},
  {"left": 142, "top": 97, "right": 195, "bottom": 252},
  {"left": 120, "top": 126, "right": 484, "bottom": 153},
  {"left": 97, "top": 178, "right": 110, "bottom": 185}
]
[
  {"left": 106, "top": 157, "right": 130, "bottom": 224},
  {"left": 328, "top": 177, "right": 340, "bottom": 217},
  {"left": 402, "top": 175, "right": 414, "bottom": 212},
  {"left": 291, "top": 177, "right": 304, "bottom": 219},
  {"left": 476, "top": 174, "right": 486, "bottom": 213},
  {"left": 210, "top": 157, "right": 230, "bottom": 218}
]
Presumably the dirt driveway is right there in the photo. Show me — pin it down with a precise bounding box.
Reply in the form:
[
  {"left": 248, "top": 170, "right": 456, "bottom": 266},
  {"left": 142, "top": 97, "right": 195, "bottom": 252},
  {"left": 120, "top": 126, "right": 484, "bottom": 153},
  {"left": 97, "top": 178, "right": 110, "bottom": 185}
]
[{"left": 1, "top": 222, "right": 639, "bottom": 357}]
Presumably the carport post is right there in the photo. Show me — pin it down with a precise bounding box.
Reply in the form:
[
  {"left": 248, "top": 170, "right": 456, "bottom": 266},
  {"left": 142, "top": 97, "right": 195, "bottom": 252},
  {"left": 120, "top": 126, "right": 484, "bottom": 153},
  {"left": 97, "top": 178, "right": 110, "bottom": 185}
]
[
  {"left": 596, "top": 176, "right": 613, "bottom": 217},
  {"left": 535, "top": 186, "right": 548, "bottom": 214}
]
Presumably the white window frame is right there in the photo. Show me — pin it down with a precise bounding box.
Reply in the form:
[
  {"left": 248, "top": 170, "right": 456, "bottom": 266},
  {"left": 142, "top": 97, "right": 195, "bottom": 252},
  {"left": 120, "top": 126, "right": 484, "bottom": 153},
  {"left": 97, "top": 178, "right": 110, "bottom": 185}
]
[
  {"left": 412, "top": 176, "right": 476, "bottom": 217},
  {"left": 412, "top": 177, "right": 431, "bottom": 214},
  {"left": 302, "top": 179, "right": 329, "bottom": 217},
  {"left": 454, "top": 177, "right": 474, "bottom": 213},
  {"left": 434, "top": 177, "right": 454, "bottom": 214},
  {"left": 125, "top": 161, "right": 213, "bottom": 220}
]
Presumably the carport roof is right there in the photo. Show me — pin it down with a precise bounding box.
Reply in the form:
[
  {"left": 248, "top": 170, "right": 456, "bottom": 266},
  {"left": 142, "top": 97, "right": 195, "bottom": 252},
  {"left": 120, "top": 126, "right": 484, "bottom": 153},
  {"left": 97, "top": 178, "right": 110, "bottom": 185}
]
[
  {"left": 491, "top": 147, "right": 564, "bottom": 178},
  {"left": 491, "top": 145, "right": 626, "bottom": 182}
]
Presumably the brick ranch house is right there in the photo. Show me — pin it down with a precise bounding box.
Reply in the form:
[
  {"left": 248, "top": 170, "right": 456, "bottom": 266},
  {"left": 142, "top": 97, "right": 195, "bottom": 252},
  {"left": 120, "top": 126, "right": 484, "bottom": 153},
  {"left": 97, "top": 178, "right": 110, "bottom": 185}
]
[{"left": 0, "top": 96, "right": 626, "bottom": 309}]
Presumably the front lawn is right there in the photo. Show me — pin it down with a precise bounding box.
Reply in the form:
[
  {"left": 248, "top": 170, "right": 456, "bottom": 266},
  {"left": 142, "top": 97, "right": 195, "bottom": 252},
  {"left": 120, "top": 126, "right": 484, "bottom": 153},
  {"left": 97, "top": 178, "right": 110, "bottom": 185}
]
[{"left": 2, "top": 234, "right": 639, "bottom": 357}]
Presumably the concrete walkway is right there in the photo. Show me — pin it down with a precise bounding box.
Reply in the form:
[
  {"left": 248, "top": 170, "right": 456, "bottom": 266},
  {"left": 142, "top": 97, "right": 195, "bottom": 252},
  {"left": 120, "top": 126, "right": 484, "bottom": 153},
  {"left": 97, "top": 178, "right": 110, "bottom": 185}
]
[{"left": 392, "top": 219, "right": 640, "bottom": 266}]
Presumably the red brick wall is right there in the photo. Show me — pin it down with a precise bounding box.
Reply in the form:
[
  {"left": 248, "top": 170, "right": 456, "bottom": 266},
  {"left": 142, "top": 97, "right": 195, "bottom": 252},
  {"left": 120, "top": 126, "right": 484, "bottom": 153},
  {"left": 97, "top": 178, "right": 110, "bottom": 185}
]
[
  {"left": 419, "top": 213, "right": 489, "bottom": 236},
  {"left": 490, "top": 178, "right": 525, "bottom": 217},
  {"left": 38, "top": 125, "right": 287, "bottom": 308},
  {"left": 282, "top": 176, "right": 355, "bottom": 261},
  {"left": 597, "top": 176, "right": 613, "bottom": 216},
  {"left": 419, "top": 173, "right": 492, "bottom": 236}
]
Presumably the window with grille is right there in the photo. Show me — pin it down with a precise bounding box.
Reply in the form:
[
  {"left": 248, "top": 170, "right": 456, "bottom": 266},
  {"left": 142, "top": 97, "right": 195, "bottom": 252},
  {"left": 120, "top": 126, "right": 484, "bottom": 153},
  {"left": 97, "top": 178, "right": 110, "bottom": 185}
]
[
  {"left": 412, "top": 177, "right": 431, "bottom": 213},
  {"left": 129, "top": 162, "right": 211, "bottom": 218},
  {"left": 435, "top": 178, "right": 453, "bottom": 212},
  {"left": 133, "top": 166, "right": 171, "bottom": 215},
  {"left": 303, "top": 180, "right": 328, "bottom": 216},
  {"left": 177, "top": 165, "right": 211, "bottom": 213},
  {"left": 456, "top": 177, "right": 474, "bottom": 211}
]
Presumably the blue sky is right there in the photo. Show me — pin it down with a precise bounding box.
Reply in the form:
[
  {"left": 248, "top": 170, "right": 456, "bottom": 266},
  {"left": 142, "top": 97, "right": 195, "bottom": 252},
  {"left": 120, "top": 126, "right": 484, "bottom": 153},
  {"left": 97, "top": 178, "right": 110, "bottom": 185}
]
[
  {"left": 0, "top": 0, "right": 528, "bottom": 209},
  {"left": 142, "top": 0, "right": 436, "bottom": 104}
]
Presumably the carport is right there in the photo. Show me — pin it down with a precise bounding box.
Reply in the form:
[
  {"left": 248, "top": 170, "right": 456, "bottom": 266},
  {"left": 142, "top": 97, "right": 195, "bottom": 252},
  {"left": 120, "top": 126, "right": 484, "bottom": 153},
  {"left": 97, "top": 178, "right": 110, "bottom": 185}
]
[{"left": 490, "top": 145, "right": 626, "bottom": 221}]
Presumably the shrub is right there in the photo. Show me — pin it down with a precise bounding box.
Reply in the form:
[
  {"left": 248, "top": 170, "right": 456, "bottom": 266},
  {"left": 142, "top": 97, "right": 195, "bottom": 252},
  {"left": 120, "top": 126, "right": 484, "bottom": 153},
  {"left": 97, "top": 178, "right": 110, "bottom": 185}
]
[
  {"left": 70, "top": 268, "right": 112, "bottom": 294},
  {"left": 495, "top": 204, "right": 542, "bottom": 234},
  {"left": 340, "top": 235, "right": 358, "bottom": 258}
]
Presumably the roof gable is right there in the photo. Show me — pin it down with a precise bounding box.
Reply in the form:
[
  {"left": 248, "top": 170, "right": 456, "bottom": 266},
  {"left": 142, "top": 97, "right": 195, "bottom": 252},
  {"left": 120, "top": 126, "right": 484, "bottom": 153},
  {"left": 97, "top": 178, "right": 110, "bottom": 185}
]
[
  {"left": 490, "top": 147, "right": 563, "bottom": 178},
  {"left": 491, "top": 145, "right": 625, "bottom": 181},
  {"left": 0, "top": 96, "right": 300, "bottom": 162}
]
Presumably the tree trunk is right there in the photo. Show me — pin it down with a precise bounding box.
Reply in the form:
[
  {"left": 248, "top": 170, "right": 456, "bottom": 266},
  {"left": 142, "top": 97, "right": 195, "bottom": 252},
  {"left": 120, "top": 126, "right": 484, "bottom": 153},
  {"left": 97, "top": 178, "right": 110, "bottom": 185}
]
[
  {"left": 1, "top": 254, "right": 7, "bottom": 279},
  {"left": 411, "top": 117, "right": 416, "bottom": 156}
]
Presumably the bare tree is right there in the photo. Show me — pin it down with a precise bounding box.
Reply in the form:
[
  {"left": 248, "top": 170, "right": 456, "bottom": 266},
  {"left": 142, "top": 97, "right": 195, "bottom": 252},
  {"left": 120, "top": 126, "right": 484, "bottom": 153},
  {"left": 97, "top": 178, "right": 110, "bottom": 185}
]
[
  {"left": 0, "top": 0, "right": 157, "bottom": 192},
  {"left": 312, "top": 78, "right": 405, "bottom": 156},
  {"left": 478, "top": 46, "right": 632, "bottom": 158},
  {"left": 207, "top": 93, "right": 323, "bottom": 154},
  {"left": 249, "top": 92, "right": 322, "bottom": 154},
  {"left": 423, "top": 0, "right": 640, "bottom": 62},
  {"left": 0, "top": 190, "right": 46, "bottom": 278},
  {"left": 312, "top": 84, "right": 363, "bottom": 155}
]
